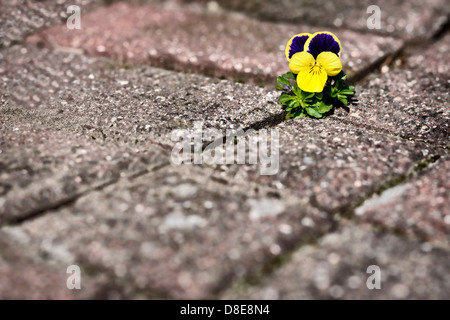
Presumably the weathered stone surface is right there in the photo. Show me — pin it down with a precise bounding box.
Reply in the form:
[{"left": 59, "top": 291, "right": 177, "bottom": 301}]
[
  {"left": 355, "top": 157, "right": 450, "bottom": 244},
  {"left": 28, "top": 2, "right": 403, "bottom": 84},
  {"left": 189, "top": 0, "right": 449, "bottom": 42},
  {"left": 0, "top": 106, "right": 168, "bottom": 224},
  {"left": 0, "top": 235, "right": 109, "bottom": 299},
  {"left": 408, "top": 32, "right": 450, "bottom": 76},
  {"left": 2, "top": 166, "right": 332, "bottom": 299},
  {"left": 224, "top": 223, "right": 450, "bottom": 299},
  {"left": 334, "top": 35, "right": 450, "bottom": 146},
  {"left": 208, "top": 118, "right": 443, "bottom": 213},
  {"left": 0, "top": 44, "right": 282, "bottom": 148},
  {"left": 1, "top": 0, "right": 448, "bottom": 301},
  {"left": 0, "top": 0, "right": 102, "bottom": 49}
]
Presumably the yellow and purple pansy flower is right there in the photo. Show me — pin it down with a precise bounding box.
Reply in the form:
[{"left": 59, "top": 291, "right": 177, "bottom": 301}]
[{"left": 285, "top": 31, "right": 342, "bottom": 93}]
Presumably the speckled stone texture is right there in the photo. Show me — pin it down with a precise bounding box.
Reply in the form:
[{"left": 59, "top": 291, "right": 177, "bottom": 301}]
[
  {"left": 224, "top": 223, "right": 450, "bottom": 299},
  {"left": 27, "top": 2, "right": 403, "bottom": 85},
  {"left": 0, "top": 0, "right": 103, "bottom": 49},
  {"left": 0, "top": 107, "right": 168, "bottom": 224},
  {"left": 355, "top": 157, "right": 450, "bottom": 244},
  {"left": 208, "top": 119, "right": 445, "bottom": 213},
  {"left": 0, "top": 0, "right": 449, "bottom": 301},
  {"left": 334, "top": 33, "right": 450, "bottom": 146},
  {"left": 185, "top": 0, "right": 449, "bottom": 42},
  {"left": 1, "top": 166, "right": 331, "bottom": 299},
  {"left": 0, "top": 234, "right": 117, "bottom": 299},
  {"left": 0, "top": 44, "right": 282, "bottom": 148}
]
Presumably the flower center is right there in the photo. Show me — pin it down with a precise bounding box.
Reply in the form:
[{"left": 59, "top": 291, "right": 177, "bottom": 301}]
[{"left": 309, "top": 61, "right": 322, "bottom": 74}]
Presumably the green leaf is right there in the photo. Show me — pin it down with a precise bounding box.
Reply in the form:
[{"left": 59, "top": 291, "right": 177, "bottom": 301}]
[
  {"left": 284, "top": 72, "right": 296, "bottom": 80},
  {"left": 286, "top": 109, "right": 306, "bottom": 119},
  {"left": 303, "top": 92, "right": 315, "bottom": 99},
  {"left": 335, "top": 70, "right": 346, "bottom": 81},
  {"left": 292, "top": 83, "right": 302, "bottom": 96},
  {"left": 306, "top": 106, "right": 322, "bottom": 118},
  {"left": 294, "top": 109, "right": 307, "bottom": 118},
  {"left": 285, "top": 98, "right": 299, "bottom": 111},
  {"left": 278, "top": 94, "right": 294, "bottom": 105},
  {"left": 277, "top": 76, "right": 290, "bottom": 87},
  {"left": 338, "top": 96, "right": 348, "bottom": 105},
  {"left": 285, "top": 111, "right": 295, "bottom": 119},
  {"left": 317, "top": 101, "right": 333, "bottom": 113},
  {"left": 314, "top": 92, "right": 323, "bottom": 100},
  {"left": 344, "top": 85, "right": 355, "bottom": 91}
]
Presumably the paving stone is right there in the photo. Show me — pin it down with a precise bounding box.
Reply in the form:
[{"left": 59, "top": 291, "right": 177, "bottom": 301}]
[
  {"left": 408, "top": 32, "right": 450, "bottom": 76},
  {"left": 1, "top": 165, "right": 332, "bottom": 299},
  {"left": 0, "top": 105, "right": 169, "bottom": 225},
  {"left": 28, "top": 2, "right": 403, "bottom": 85},
  {"left": 190, "top": 0, "right": 449, "bottom": 42},
  {"left": 333, "top": 35, "right": 450, "bottom": 146},
  {"left": 0, "top": 0, "right": 102, "bottom": 49},
  {"left": 207, "top": 118, "right": 444, "bottom": 213},
  {"left": 355, "top": 157, "right": 450, "bottom": 244},
  {"left": 224, "top": 222, "right": 450, "bottom": 299},
  {"left": 0, "top": 234, "right": 110, "bottom": 299},
  {"left": 0, "top": 44, "right": 282, "bottom": 148}
]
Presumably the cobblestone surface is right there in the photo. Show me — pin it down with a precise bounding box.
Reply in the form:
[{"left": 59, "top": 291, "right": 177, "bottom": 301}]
[
  {"left": 2, "top": 166, "right": 331, "bottom": 298},
  {"left": 224, "top": 223, "right": 450, "bottom": 299},
  {"left": 1, "top": 0, "right": 448, "bottom": 299},
  {"left": 189, "top": 0, "right": 449, "bottom": 42},
  {"left": 0, "top": 106, "right": 168, "bottom": 224},
  {"left": 0, "top": 0, "right": 102, "bottom": 49},
  {"left": 355, "top": 157, "right": 450, "bottom": 244},
  {"left": 208, "top": 119, "right": 445, "bottom": 212},
  {"left": 28, "top": 2, "right": 403, "bottom": 85},
  {"left": 0, "top": 44, "right": 282, "bottom": 148},
  {"left": 334, "top": 34, "right": 450, "bottom": 145},
  {"left": 0, "top": 234, "right": 112, "bottom": 299}
]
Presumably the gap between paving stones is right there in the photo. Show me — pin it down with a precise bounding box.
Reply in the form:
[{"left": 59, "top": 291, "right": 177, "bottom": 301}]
[
  {"left": 24, "top": 1, "right": 405, "bottom": 87},
  {"left": 1, "top": 164, "right": 335, "bottom": 299},
  {"left": 4, "top": 161, "right": 169, "bottom": 227},
  {"left": 1, "top": 41, "right": 445, "bottom": 229},
  {"left": 200, "top": 31, "right": 449, "bottom": 152},
  {"left": 215, "top": 155, "right": 446, "bottom": 296},
  {"left": 316, "top": 154, "right": 443, "bottom": 221},
  {"left": 166, "top": 127, "right": 446, "bottom": 296},
  {"left": 1, "top": 1, "right": 447, "bottom": 299}
]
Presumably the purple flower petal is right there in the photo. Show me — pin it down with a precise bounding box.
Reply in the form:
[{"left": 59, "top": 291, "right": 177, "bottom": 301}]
[
  {"left": 288, "top": 34, "right": 310, "bottom": 59},
  {"left": 306, "top": 32, "right": 341, "bottom": 58}
]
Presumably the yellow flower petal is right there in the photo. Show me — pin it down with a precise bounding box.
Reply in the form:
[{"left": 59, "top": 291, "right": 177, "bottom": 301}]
[
  {"left": 285, "top": 33, "right": 311, "bottom": 61},
  {"left": 297, "top": 65, "right": 328, "bottom": 93},
  {"left": 316, "top": 51, "right": 342, "bottom": 76},
  {"left": 289, "top": 51, "right": 315, "bottom": 74}
]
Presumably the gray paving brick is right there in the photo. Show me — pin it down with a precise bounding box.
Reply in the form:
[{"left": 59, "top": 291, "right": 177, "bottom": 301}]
[
  {"left": 224, "top": 223, "right": 450, "bottom": 299},
  {"left": 1, "top": 165, "right": 332, "bottom": 298}
]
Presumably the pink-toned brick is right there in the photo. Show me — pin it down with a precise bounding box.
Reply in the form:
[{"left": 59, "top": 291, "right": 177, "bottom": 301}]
[{"left": 29, "top": 2, "right": 403, "bottom": 85}]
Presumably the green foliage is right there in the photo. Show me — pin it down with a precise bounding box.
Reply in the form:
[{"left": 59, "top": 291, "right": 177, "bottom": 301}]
[{"left": 276, "top": 71, "right": 355, "bottom": 119}]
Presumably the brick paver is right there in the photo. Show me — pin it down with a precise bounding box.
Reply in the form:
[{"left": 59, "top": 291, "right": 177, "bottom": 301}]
[
  {"left": 0, "top": 107, "right": 168, "bottom": 224},
  {"left": 0, "top": 234, "right": 112, "bottom": 299},
  {"left": 224, "top": 223, "right": 450, "bottom": 299},
  {"left": 0, "top": 0, "right": 102, "bottom": 49},
  {"left": 0, "top": 44, "right": 282, "bottom": 148},
  {"left": 0, "top": 0, "right": 448, "bottom": 300},
  {"left": 208, "top": 119, "right": 445, "bottom": 213},
  {"left": 28, "top": 2, "right": 403, "bottom": 85},
  {"left": 195, "top": 0, "right": 449, "bottom": 42},
  {"left": 1, "top": 166, "right": 331, "bottom": 299},
  {"left": 334, "top": 34, "right": 450, "bottom": 145},
  {"left": 355, "top": 157, "right": 450, "bottom": 244}
]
